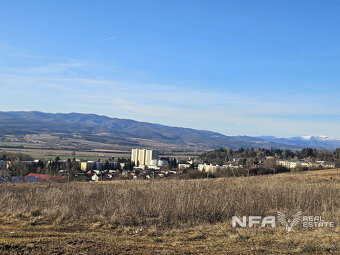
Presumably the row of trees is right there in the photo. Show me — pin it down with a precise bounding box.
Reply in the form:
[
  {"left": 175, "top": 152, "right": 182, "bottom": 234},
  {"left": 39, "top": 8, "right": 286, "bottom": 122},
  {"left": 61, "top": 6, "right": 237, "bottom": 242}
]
[
  {"left": 0, "top": 154, "right": 137, "bottom": 178},
  {"left": 181, "top": 164, "right": 290, "bottom": 179},
  {"left": 200, "top": 147, "right": 340, "bottom": 165},
  {"left": 0, "top": 152, "right": 34, "bottom": 161}
]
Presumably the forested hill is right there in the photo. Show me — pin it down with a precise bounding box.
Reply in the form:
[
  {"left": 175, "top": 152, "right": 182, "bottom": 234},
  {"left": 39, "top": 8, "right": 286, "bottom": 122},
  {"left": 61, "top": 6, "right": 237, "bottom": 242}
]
[{"left": 0, "top": 111, "right": 339, "bottom": 150}]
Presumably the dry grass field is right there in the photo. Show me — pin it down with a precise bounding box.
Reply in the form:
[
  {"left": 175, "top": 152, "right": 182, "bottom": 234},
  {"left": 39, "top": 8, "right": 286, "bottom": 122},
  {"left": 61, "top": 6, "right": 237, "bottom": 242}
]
[
  {"left": 0, "top": 169, "right": 339, "bottom": 254},
  {"left": 0, "top": 134, "right": 203, "bottom": 160}
]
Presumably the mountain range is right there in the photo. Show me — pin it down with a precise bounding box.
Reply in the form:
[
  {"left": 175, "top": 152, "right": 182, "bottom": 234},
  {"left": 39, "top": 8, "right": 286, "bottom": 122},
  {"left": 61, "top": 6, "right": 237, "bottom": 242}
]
[{"left": 0, "top": 111, "right": 339, "bottom": 150}]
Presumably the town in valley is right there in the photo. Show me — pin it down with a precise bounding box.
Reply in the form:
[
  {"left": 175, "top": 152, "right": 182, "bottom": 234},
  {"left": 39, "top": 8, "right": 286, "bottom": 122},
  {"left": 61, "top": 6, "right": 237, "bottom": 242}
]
[{"left": 1, "top": 147, "right": 338, "bottom": 182}]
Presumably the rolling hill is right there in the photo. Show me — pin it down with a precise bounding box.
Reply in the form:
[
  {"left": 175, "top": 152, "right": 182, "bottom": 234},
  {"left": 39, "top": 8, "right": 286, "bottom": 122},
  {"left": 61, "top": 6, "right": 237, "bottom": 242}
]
[{"left": 0, "top": 111, "right": 338, "bottom": 150}]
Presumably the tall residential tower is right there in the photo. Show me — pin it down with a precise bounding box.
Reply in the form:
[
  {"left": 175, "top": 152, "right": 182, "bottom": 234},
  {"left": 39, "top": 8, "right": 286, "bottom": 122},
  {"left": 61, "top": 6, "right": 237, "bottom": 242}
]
[{"left": 131, "top": 148, "right": 159, "bottom": 166}]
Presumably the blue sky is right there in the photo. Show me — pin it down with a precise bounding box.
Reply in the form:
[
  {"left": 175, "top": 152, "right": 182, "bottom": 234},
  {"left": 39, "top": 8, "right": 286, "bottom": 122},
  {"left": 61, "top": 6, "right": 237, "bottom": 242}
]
[{"left": 0, "top": 0, "right": 339, "bottom": 137}]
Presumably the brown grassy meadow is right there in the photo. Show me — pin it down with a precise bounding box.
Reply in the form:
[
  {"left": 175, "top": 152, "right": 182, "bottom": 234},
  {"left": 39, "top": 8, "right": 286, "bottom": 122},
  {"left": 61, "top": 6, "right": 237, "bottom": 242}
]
[{"left": 0, "top": 169, "right": 339, "bottom": 254}]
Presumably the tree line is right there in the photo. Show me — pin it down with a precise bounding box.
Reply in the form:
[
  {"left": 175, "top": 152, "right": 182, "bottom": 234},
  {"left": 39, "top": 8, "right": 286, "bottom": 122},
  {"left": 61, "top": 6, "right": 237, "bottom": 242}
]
[{"left": 200, "top": 147, "right": 340, "bottom": 165}]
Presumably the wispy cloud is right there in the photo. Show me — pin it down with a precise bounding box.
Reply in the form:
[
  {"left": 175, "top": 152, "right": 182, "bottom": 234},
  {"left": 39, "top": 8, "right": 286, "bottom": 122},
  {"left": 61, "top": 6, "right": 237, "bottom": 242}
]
[
  {"left": 99, "top": 36, "right": 115, "bottom": 42},
  {"left": 84, "top": 36, "right": 116, "bottom": 46},
  {"left": 0, "top": 55, "right": 339, "bottom": 138},
  {"left": 248, "top": 90, "right": 292, "bottom": 101}
]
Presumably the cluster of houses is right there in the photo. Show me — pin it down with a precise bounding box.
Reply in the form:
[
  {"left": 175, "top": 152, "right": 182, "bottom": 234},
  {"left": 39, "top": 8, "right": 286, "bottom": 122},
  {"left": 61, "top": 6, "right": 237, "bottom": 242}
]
[
  {"left": 277, "top": 160, "right": 336, "bottom": 169},
  {"left": 80, "top": 161, "right": 117, "bottom": 171},
  {"left": 0, "top": 160, "right": 37, "bottom": 169},
  {"left": 0, "top": 148, "right": 338, "bottom": 182},
  {"left": 178, "top": 162, "right": 243, "bottom": 173},
  {"left": 0, "top": 172, "right": 65, "bottom": 182}
]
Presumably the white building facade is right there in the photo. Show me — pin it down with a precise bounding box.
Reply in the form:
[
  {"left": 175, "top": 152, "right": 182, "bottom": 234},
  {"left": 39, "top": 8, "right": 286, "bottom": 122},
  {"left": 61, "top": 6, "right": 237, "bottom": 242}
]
[{"left": 131, "top": 148, "right": 159, "bottom": 167}]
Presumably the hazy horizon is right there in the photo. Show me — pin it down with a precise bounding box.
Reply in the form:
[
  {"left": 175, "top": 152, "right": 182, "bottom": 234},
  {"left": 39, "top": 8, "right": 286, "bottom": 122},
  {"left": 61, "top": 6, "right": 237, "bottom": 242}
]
[{"left": 1, "top": 110, "right": 339, "bottom": 140}]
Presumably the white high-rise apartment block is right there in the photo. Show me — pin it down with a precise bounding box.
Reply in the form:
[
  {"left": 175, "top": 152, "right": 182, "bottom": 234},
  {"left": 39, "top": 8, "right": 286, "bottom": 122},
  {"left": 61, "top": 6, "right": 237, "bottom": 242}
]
[
  {"left": 145, "top": 150, "right": 159, "bottom": 166},
  {"left": 131, "top": 148, "right": 158, "bottom": 166},
  {"left": 131, "top": 149, "right": 138, "bottom": 165},
  {"left": 138, "top": 149, "right": 146, "bottom": 165}
]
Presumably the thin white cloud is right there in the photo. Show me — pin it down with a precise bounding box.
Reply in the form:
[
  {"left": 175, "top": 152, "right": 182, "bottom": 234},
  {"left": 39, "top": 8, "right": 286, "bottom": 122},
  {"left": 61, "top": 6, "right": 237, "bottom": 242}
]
[
  {"left": 249, "top": 90, "right": 291, "bottom": 101},
  {"left": 1, "top": 56, "right": 339, "bottom": 138},
  {"left": 85, "top": 36, "right": 116, "bottom": 46},
  {"left": 99, "top": 36, "right": 115, "bottom": 42}
]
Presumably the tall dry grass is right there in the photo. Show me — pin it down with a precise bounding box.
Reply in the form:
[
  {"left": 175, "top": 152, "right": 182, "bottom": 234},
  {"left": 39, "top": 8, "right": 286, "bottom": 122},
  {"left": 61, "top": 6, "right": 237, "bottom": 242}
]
[{"left": 0, "top": 172, "right": 339, "bottom": 228}]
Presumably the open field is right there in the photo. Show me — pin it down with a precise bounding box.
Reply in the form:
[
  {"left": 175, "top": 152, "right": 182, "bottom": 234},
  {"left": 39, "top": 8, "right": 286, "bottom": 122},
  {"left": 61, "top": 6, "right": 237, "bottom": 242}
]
[
  {"left": 0, "top": 169, "right": 339, "bottom": 254},
  {"left": 0, "top": 133, "right": 204, "bottom": 160},
  {"left": 0, "top": 146, "right": 201, "bottom": 160},
  {"left": 0, "top": 141, "right": 202, "bottom": 161},
  {"left": 0, "top": 147, "right": 131, "bottom": 161}
]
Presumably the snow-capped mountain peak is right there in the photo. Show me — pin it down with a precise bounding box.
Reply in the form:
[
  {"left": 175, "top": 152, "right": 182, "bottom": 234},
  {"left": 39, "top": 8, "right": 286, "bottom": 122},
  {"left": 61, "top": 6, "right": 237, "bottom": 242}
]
[{"left": 300, "top": 135, "right": 340, "bottom": 141}]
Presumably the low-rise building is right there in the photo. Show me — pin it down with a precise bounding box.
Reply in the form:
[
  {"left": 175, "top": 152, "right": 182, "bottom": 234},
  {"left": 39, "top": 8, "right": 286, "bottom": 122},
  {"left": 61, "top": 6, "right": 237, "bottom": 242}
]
[
  {"left": 81, "top": 161, "right": 94, "bottom": 171},
  {"left": 147, "top": 165, "right": 161, "bottom": 170},
  {"left": 178, "top": 163, "right": 191, "bottom": 169},
  {"left": 157, "top": 160, "right": 168, "bottom": 168},
  {"left": 277, "top": 160, "right": 336, "bottom": 169},
  {"left": 278, "top": 160, "right": 298, "bottom": 169},
  {"left": 91, "top": 174, "right": 99, "bottom": 182},
  {"left": 198, "top": 163, "right": 220, "bottom": 173},
  {"left": 221, "top": 164, "right": 242, "bottom": 169},
  {"left": 148, "top": 159, "right": 168, "bottom": 169}
]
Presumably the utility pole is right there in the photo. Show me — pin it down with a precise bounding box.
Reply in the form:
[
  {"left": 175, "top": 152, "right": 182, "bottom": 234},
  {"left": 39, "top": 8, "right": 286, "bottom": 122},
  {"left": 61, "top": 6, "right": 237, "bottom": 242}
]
[{"left": 67, "top": 170, "right": 70, "bottom": 188}]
